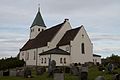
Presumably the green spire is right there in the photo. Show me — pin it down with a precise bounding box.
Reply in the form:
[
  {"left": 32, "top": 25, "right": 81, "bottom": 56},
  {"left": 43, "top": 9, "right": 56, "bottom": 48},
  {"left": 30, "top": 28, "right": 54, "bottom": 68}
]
[{"left": 31, "top": 7, "right": 46, "bottom": 28}]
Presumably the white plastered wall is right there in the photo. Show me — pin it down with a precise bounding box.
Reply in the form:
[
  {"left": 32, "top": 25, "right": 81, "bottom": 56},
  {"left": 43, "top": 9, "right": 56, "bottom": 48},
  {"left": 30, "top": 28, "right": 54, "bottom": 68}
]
[
  {"left": 39, "top": 54, "right": 70, "bottom": 66},
  {"left": 70, "top": 26, "right": 93, "bottom": 64},
  {"left": 93, "top": 56, "right": 101, "bottom": 64}
]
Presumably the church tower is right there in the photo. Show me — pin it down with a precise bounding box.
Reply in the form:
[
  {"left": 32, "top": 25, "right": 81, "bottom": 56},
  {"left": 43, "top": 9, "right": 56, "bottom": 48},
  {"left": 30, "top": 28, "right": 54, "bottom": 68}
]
[{"left": 30, "top": 7, "right": 46, "bottom": 39}]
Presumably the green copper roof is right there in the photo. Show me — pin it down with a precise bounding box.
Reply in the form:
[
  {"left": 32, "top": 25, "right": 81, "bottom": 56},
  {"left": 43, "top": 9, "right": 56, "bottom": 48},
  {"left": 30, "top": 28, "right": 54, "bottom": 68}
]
[{"left": 31, "top": 11, "right": 46, "bottom": 28}]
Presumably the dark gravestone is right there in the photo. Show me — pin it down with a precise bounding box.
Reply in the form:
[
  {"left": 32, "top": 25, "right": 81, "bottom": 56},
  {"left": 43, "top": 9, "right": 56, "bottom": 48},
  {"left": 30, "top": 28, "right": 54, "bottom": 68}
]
[
  {"left": 98, "top": 65, "right": 105, "bottom": 71},
  {"left": 48, "top": 60, "right": 56, "bottom": 77},
  {"left": 54, "top": 68, "right": 62, "bottom": 73},
  {"left": 95, "top": 76, "right": 105, "bottom": 80},
  {"left": 80, "top": 65, "right": 88, "bottom": 80},
  {"left": 0, "top": 71, "right": 3, "bottom": 76},
  {"left": 24, "top": 69, "right": 32, "bottom": 78},
  {"left": 65, "top": 67, "right": 70, "bottom": 73},
  {"left": 107, "top": 63, "right": 114, "bottom": 73},
  {"left": 36, "top": 67, "right": 45, "bottom": 75},
  {"left": 113, "top": 74, "right": 120, "bottom": 80},
  {"left": 16, "top": 69, "right": 24, "bottom": 77},
  {"left": 3, "top": 70, "right": 9, "bottom": 76},
  {"left": 54, "top": 73, "right": 64, "bottom": 80},
  {"left": 70, "top": 64, "right": 79, "bottom": 76},
  {"left": 9, "top": 69, "right": 16, "bottom": 76}
]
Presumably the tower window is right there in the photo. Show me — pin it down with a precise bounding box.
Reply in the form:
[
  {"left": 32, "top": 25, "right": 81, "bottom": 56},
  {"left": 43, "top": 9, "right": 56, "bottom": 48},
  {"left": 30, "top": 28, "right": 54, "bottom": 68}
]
[
  {"left": 38, "top": 28, "right": 40, "bottom": 31},
  {"left": 81, "top": 43, "right": 85, "bottom": 54}
]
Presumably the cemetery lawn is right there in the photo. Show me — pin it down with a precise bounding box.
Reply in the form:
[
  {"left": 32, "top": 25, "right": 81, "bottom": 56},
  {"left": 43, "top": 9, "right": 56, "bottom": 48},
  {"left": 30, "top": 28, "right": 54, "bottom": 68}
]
[{"left": 0, "top": 66, "right": 120, "bottom": 80}]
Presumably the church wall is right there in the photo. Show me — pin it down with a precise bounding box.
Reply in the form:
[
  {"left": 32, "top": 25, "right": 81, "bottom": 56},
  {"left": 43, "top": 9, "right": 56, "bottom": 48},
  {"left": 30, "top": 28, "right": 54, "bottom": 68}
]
[
  {"left": 39, "top": 54, "right": 70, "bottom": 66},
  {"left": 70, "top": 27, "right": 93, "bottom": 64},
  {"left": 20, "top": 49, "right": 37, "bottom": 66},
  {"left": 93, "top": 56, "right": 101, "bottom": 64},
  {"left": 19, "top": 51, "right": 26, "bottom": 61},
  {"left": 37, "top": 46, "right": 49, "bottom": 65}
]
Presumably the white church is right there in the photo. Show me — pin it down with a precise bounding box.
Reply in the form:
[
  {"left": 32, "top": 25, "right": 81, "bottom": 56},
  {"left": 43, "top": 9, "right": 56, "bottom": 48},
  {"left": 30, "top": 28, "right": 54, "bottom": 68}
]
[{"left": 19, "top": 8, "right": 101, "bottom": 66}]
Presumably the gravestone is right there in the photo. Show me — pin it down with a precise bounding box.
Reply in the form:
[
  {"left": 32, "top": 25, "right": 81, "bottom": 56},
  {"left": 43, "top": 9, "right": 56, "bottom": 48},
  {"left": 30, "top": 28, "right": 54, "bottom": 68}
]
[
  {"left": 36, "top": 67, "right": 44, "bottom": 75},
  {"left": 70, "top": 64, "right": 79, "bottom": 76},
  {"left": 113, "top": 74, "right": 120, "bottom": 80},
  {"left": 65, "top": 67, "right": 70, "bottom": 73},
  {"left": 9, "top": 69, "right": 16, "bottom": 76},
  {"left": 16, "top": 69, "right": 24, "bottom": 77},
  {"left": 54, "top": 73, "right": 64, "bottom": 80},
  {"left": 3, "top": 70, "right": 9, "bottom": 76},
  {"left": 80, "top": 65, "right": 88, "bottom": 80},
  {"left": 0, "top": 71, "right": 3, "bottom": 76},
  {"left": 48, "top": 60, "right": 56, "bottom": 77},
  {"left": 24, "top": 68, "right": 32, "bottom": 78},
  {"left": 95, "top": 76, "right": 105, "bottom": 80},
  {"left": 107, "top": 63, "right": 114, "bottom": 73}
]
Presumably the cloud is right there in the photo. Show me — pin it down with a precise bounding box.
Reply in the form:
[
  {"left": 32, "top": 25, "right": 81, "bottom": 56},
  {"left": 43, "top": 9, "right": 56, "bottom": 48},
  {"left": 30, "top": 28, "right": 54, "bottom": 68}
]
[
  {"left": 0, "top": 0, "right": 120, "bottom": 58},
  {"left": 94, "top": 46, "right": 120, "bottom": 58},
  {"left": 91, "top": 34, "right": 120, "bottom": 41},
  {"left": 0, "top": 32, "right": 28, "bottom": 58}
]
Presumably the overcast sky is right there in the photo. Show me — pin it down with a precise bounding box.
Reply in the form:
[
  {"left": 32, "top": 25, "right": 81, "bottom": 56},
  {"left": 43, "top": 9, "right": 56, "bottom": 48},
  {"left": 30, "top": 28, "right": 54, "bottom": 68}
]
[{"left": 0, "top": 0, "right": 120, "bottom": 58}]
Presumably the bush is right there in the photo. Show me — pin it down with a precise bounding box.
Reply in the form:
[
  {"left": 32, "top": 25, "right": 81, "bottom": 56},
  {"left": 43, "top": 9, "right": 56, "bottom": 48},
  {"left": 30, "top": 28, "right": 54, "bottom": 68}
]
[{"left": 0, "top": 57, "right": 25, "bottom": 70}]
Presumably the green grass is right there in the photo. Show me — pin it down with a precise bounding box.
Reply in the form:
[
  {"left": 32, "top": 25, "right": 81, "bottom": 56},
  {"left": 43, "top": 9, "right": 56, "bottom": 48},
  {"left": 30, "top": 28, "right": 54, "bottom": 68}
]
[{"left": 0, "top": 66, "right": 120, "bottom": 80}]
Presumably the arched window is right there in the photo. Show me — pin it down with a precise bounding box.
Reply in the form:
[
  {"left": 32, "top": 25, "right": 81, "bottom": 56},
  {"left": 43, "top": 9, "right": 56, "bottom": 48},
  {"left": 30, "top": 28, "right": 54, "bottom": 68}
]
[
  {"left": 64, "top": 58, "right": 66, "bottom": 64},
  {"left": 44, "top": 58, "right": 46, "bottom": 63},
  {"left": 81, "top": 43, "right": 85, "bottom": 54},
  {"left": 60, "top": 58, "right": 62, "bottom": 63},
  {"left": 38, "top": 28, "right": 40, "bottom": 31}
]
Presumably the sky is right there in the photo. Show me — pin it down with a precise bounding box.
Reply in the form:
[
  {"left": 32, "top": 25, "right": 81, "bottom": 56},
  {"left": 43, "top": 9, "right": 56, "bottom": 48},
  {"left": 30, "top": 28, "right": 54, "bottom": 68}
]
[{"left": 0, "top": 0, "right": 120, "bottom": 58}]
